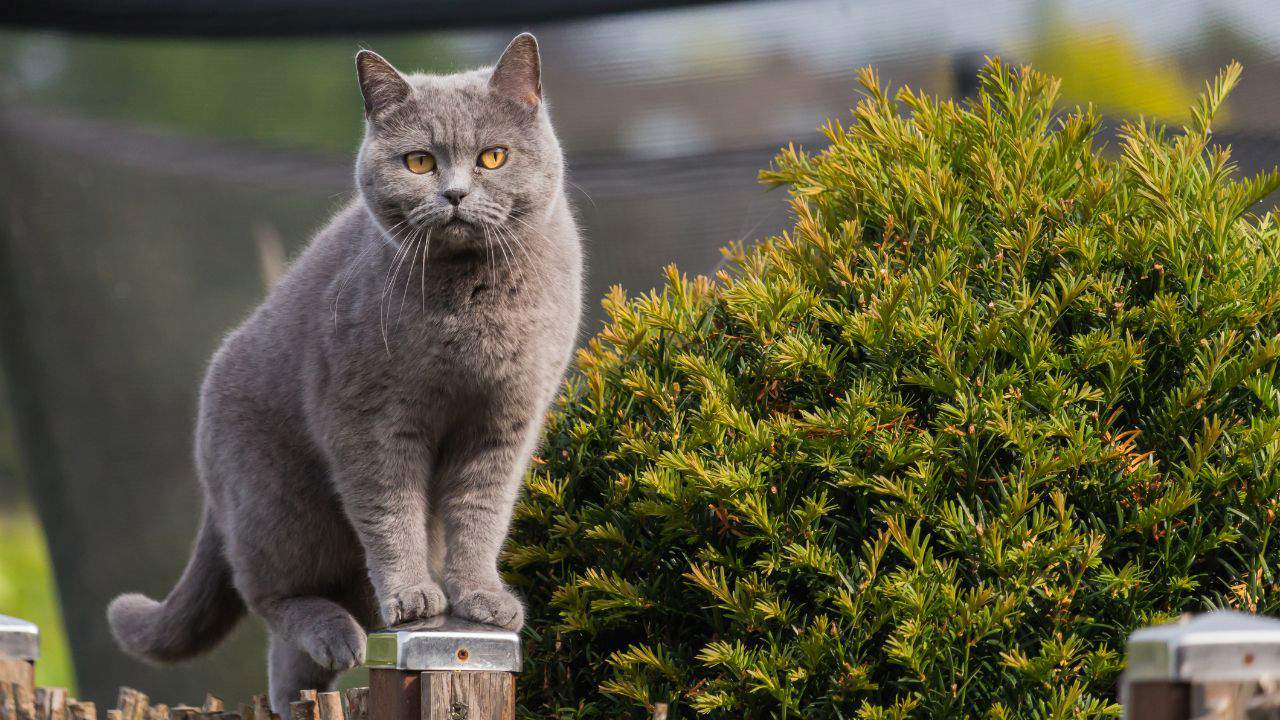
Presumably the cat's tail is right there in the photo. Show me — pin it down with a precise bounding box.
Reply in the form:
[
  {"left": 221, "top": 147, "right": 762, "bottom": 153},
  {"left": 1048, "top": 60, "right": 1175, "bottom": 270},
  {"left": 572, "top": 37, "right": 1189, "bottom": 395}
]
[{"left": 107, "top": 509, "right": 246, "bottom": 663}]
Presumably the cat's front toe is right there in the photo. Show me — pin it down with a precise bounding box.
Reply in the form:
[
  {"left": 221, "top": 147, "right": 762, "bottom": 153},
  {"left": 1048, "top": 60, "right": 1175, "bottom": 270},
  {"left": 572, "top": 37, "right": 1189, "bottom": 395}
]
[
  {"left": 450, "top": 587, "right": 525, "bottom": 630},
  {"left": 299, "top": 613, "right": 367, "bottom": 670},
  {"left": 380, "top": 582, "right": 449, "bottom": 626}
]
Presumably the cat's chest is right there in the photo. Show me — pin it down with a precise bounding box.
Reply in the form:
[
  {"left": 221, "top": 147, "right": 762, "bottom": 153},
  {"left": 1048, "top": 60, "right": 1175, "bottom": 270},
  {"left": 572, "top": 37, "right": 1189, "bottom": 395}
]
[{"left": 406, "top": 273, "right": 545, "bottom": 377}]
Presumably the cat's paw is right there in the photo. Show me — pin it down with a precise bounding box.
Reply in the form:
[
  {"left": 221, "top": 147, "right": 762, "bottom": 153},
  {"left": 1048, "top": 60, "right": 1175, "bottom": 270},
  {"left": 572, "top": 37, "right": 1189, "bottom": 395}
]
[
  {"left": 299, "top": 612, "right": 367, "bottom": 670},
  {"left": 449, "top": 587, "right": 525, "bottom": 630},
  {"left": 380, "top": 582, "right": 448, "bottom": 626}
]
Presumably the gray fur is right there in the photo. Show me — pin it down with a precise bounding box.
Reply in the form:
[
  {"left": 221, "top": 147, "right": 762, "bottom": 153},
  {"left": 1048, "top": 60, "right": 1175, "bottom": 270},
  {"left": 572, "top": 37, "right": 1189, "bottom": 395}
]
[{"left": 106, "top": 34, "right": 582, "bottom": 710}]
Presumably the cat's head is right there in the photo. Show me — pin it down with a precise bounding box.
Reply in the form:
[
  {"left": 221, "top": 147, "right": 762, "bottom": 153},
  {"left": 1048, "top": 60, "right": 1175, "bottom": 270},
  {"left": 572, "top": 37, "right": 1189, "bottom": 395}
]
[{"left": 354, "top": 34, "right": 562, "bottom": 253}]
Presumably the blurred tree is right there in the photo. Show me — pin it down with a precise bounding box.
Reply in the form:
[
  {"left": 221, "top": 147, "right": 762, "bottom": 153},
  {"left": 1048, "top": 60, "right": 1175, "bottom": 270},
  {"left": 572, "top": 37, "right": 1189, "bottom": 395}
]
[
  {"left": 1, "top": 33, "right": 456, "bottom": 154},
  {"left": 1030, "top": 6, "right": 1196, "bottom": 121}
]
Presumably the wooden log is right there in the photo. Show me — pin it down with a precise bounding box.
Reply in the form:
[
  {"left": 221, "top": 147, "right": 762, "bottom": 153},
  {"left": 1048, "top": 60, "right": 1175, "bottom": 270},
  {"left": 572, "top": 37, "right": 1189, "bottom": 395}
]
[
  {"left": 342, "top": 689, "right": 366, "bottom": 720},
  {"left": 1126, "top": 681, "right": 1190, "bottom": 720},
  {"left": 287, "top": 701, "right": 316, "bottom": 720},
  {"left": 68, "top": 702, "right": 97, "bottom": 720},
  {"left": 296, "top": 693, "right": 315, "bottom": 706},
  {"left": 369, "top": 671, "right": 417, "bottom": 720},
  {"left": 114, "top": 689, "right": 146, "bottom": 720},
  {"left": 250, "top": 697, "right": 269, "bottom": 720},
  {"left": 0, "top": 667, "right": 32, "bottom": 701},
  {"left": 235, "top": 704, "right": 251, "bottom": 720},
  {"left": 421, "top": 672, "right": 514, "bottom": 720},
  {"left": 314, "top": 693, "right": 342, "bottom": 720},
  {"left": 0, "top": 616, "right": 38, "bottom": 700},
  {"left": 167, "top": 706, "right": 198, "bottom": 720},
  {"left": 36, "top": 687, "right": 67, "bottom": 720},
  {"left": 1, "top": 681, "right": 14, "bottom": 720},
  {"left": 200, "top": 698, "right": 223, "bottom": 715},
  {"left": 131, "top": 694, "right": 148, "bottom": 720},
  {"left": 13, "top": 685, "right": 34, "bottom": 720},
  {"left": 651, "top": 703, "right": 668, "bottom": 720},
  {"left": 146, "top": 704, "right": 167, "bottom": 720}
]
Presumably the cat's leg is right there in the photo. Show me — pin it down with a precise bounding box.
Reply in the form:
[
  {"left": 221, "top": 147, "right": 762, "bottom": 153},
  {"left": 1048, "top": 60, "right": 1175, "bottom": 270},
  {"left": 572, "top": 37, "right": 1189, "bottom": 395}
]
[
  {"left": 257, "top": 595, "right": 366, "bottom": 675},
  {"left": 330, "top": 434, "right": 447, "bottom": 626},
  {"left": 202, "top": 392, "right": 374, "bottom": 687},
  {"left": 436, "top": 428, "right": 533, "bottom": 630},
  {"left": 267, "top": 629, "right": 343, "bottom": 712}
]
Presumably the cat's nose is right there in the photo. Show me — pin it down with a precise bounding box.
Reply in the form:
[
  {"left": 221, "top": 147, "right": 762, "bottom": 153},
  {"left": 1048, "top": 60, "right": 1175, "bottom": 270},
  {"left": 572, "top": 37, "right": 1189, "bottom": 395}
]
[{"left": 442, "top": 189, "right": 468, "bottom": 206}]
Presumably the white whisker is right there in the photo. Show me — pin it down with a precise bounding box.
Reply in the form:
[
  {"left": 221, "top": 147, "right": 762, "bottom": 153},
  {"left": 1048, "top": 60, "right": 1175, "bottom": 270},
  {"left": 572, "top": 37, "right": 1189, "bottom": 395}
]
[
  {"left": 398, "top": 231, "right": 425, "bottom": 323},
  {"left": 419, "top": 230, "right": 432, "bottom": 311},
  {"left": 380, "top": 224, "right": 422, "bottom": 353}
]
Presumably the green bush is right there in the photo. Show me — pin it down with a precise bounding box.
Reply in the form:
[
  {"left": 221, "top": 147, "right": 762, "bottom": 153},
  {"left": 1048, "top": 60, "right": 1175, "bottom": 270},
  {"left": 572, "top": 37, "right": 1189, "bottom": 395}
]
[{"left": 506, "top": 60, "right": 1280, "bottom": 719}]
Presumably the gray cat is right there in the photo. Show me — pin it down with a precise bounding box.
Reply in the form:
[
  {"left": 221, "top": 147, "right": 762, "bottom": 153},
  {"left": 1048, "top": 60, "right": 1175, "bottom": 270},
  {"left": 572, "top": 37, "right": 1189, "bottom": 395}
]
[{"left": 106, "top": 34, "right": 582, "bottom": 710}]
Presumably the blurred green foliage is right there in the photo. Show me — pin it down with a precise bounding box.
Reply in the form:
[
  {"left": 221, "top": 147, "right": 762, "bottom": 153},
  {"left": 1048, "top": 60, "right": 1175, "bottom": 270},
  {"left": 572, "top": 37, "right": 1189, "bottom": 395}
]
[
  {"left": 1031, "top": 8, "right": 1196, "bottom": 121},
  {"left": 0, "top": 33, "right": 457, "bottom": 154},
  {"left": 0, "top": 509, "right": 76, "bottom": 691},
  {"left": 0, "top": 374, "right": 75, "bottom": 690}
]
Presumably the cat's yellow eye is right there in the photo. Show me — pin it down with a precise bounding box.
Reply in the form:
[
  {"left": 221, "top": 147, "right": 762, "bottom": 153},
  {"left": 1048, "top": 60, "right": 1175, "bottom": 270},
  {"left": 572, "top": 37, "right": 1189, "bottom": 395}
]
[
  {"left": 478, "top": 147, "right": 508, "bottom": 170},
  {"left": 404, "top": 151, "right": 436, "bottom": 174}
]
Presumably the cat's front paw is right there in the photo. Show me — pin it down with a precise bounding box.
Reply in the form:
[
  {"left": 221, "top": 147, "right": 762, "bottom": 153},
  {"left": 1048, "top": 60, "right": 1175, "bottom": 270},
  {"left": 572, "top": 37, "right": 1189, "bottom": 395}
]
[
  {"left": 299, "top": 612, "right": 367, "bottom": 670},
  {"left": 380, "top": 582, "right": 448, "bottom": 626},
  {"left": 449, "top": 586, "right": 525, "bottom": 630}
]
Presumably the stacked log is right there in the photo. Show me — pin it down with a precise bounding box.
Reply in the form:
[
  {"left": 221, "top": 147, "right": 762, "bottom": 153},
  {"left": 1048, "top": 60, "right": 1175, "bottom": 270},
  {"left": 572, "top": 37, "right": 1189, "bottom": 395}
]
[{"left": 0, "top": 686, "right": 369, "bottom": 720}]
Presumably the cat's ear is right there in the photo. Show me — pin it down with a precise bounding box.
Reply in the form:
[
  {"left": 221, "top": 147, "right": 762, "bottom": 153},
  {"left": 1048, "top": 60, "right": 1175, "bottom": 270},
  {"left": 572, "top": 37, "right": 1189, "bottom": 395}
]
[
  {"left": 356, "top": 50, "right": 411, "bottom": 119},
  {"left": 489, "top": 33, "right": 541, "bottom": 109}
]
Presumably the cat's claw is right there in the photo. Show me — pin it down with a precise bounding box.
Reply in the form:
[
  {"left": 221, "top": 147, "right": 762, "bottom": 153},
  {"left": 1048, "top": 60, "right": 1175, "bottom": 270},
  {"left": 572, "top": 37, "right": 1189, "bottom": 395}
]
[
  {"left": 381, "top": 582, "right": 449, "bottom": 626},
  {"left": 300, "top": 613, "right": 367, "bottom": 670},
  {"left": 450, "top": 587, "right": 525, "bottom": 630}
]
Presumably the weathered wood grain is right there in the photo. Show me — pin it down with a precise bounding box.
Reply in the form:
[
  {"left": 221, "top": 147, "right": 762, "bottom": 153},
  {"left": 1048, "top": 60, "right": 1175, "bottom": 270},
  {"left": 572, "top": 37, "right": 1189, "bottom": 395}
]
[
  {"left": 250, "top": 695, "right": 269, "bottom": 720},
  {"left": 114, "top": 688, "right": 142, "bottom": 720},
  {"left": 369, "top": 671, "right": 417, "bottom": 720},
  {"left": 1125, "top": 682, "right": 1190, "bottom": 720},
  {"left": 314, "top": 693, "right": 341, "bottom": 720},
  {"left": 342, "top": 688, "right": 366, "bottom": 720},
  {"left": 420, "top": 672, "right": 514, "bottom": 720},
  {"left": 200, "top": 697, "right": 223, "bottom": 714},
  {"left": 1, "top": 681, "right": 14, "bottom": 720},
  {"left": 68, "top": 701, "right": 97, "bottom": 720},
  {"left": 36, "top": 686, "right": 66, "bottom": 720},
  {"left": 13, "top": 681, "right": 32, "bottom": 717},
  {"left": 287, "top": 700, "right": 316, "bottom": 720},
  {"left": 0, "top": 664, "right": 33, "bottom": 699},
  {"left": 14, "top": 686, "right": 34, "bottom": 720}
]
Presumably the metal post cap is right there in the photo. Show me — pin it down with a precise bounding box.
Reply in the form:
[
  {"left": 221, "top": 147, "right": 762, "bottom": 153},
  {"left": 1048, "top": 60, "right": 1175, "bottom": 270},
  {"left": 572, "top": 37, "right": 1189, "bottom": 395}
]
[
  {"left": 1125, "top": 609, "right": 1280, "bottom": 683},
  {"left": 0, "top": 614, "right": 39, "bottom": 661},
  {"left": 365, "top": 616, "right": 520, "bottom": 672}
]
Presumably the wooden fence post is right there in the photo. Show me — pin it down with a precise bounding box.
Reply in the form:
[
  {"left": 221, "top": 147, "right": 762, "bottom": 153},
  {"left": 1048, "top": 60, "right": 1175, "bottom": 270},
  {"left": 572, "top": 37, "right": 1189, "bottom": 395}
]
[
  {"left": 0, "top": 615, "right": 38, "bottom": 697},
  {"left": 365, "top": 618, "right": 520, "bottom": 720},
  {"left": 1121, "top": 610, "right": 1280, "bottom": 719}
]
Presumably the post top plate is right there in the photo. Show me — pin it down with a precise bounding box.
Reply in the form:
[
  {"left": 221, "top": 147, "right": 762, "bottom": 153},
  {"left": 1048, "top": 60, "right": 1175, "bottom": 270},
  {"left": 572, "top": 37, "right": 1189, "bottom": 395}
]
[
  {"left": 1126, "top": 610, "right": 1280, "bottom": 682},
  {"left": 0, "top": 614, "right": 39, "bottom": 661},
  {"left": 365, "top": 616, "right": 521, "bottom": 672}
]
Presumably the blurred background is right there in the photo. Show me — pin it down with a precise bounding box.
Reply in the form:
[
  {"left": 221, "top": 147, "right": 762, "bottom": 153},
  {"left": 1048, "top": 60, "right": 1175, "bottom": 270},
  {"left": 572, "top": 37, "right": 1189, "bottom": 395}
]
[{"left": 2, "top": 0, "right": 1280, "bottom": 708}]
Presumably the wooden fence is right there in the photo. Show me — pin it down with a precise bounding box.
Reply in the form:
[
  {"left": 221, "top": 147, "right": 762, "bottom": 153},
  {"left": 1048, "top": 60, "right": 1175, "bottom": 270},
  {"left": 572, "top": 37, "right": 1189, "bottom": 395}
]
[
  {"left": 9, "top": 610, "right": 1280, "bottom": 719},
  {"left": 0, "top": 615, "right": 518, "bottom": 720}
]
